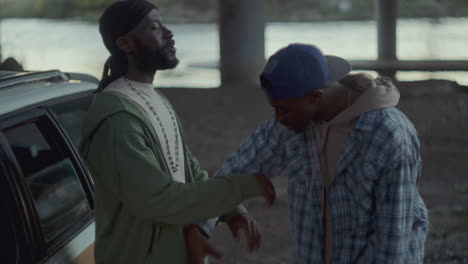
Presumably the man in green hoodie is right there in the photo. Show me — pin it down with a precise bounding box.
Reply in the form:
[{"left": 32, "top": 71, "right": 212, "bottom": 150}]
[
  {"left": 79, "top": 1, "right": 275, "bottom": 263},
  {"left": 216, "top": 43, "right": 428, "bottom": 263}
]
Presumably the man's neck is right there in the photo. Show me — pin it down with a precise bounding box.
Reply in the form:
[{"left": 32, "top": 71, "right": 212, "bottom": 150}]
[
  {"left": 125, "top": 69, "right": 156, "bottom": 84},
  {"left": 316, "top": 84, "right": 351, "bottom": 122}
]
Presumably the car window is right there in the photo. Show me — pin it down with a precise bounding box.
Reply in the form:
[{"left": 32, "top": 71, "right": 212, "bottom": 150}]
[
  {"left": 50, "top": 95, "right": 93, "bottom": 148},
  {"left": 3, "top": 118, "right": 92, "bottom": 245}
]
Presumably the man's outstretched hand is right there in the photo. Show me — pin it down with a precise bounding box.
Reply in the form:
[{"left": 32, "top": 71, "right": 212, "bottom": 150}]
[
  {"left": 254, "top": 173, "right": 276, "bottom": 207},
  {"left": 185, "top": 224, "right": 222, "bottom": 264},
  {"left": 227, "top": 214, "right": 262, "bottom": 253}
]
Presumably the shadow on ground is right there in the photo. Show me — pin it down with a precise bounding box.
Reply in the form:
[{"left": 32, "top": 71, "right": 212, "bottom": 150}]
[{"left": 162, "top": 79, "right": 468, "bottom": 264}]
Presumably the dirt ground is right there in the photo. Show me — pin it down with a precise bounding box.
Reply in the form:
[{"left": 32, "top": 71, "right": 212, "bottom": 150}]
[{"left": 161, "top": 79, "right": 468, "bottom": 264}]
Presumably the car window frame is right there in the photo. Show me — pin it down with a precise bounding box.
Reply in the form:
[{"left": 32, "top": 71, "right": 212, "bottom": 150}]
[
  {"left": 0, "top": 143, "right": 36, "bottom": 263},
  {"left": 45, "top": 91, "right": 95, "bottom": 204},
  {"left": 1, "top": 90, "right": 95, "bottom": 204},
  {"left": 0, "top": 105, "right": 94, "bottom": 261}
]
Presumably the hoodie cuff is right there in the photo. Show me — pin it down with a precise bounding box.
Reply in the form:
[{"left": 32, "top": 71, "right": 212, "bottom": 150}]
[
  {"left": 196, "top": 218, "right": 218, "bottom": 238},
  {"left": 232, "top": 173, "right": 261, "bottom": 200}
]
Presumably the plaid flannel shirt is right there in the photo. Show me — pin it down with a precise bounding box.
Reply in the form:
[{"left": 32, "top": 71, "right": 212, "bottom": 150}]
[{"left": 216, "top": 107, "right": 428, "bottom": 264}]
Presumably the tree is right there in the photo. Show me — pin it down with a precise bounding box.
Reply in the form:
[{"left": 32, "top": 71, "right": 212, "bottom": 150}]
[{"left": 73, "top": 0, "right": 111, "bottom": 11}]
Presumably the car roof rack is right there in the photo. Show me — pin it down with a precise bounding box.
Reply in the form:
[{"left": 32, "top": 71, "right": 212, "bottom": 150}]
[
  {"left": 0, "top": 70, "right": 69, "bottom": 89},
  {"left": 65, "top": 72, "right": 99, "bottom": 84}
]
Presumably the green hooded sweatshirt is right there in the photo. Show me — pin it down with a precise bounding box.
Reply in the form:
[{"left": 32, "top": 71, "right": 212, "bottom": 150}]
[{"left": 79, "top": 91, "right": 260, "bottom": 264}]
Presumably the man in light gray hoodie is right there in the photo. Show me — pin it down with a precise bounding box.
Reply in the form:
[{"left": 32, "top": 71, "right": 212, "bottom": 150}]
[{"left": 216, "top": 43, "right": 428, "bottom": 263}]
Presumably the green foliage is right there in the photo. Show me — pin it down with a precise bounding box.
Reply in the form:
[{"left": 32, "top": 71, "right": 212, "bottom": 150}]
[
  {"left": 452, "top": 0, "right": 468, "bottom": 16},
  {"left": 399, "top": 0, "right": 442, "bottom": 18},
  {"left": 348, "top": 0, "right": 374, "bottom": 19},
  {"left": 36, "top": 0, "right": 75, "bottom": 18},
  {"left": 73, "top": 0, "right": 111, "bottom": 11},
  {"left": 2, "top": 0, "right": 38, "bottom": 18},
  {"left": 1, "top": 0, "right": 468, "bottom": 21},
  {"left": 325, "top": 0, "right": 375, "bottom": 21}
]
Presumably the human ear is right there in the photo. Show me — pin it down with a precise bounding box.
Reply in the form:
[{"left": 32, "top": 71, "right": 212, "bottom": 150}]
[
  {"left": 115, "top": 36, "right": 133, "bottom": 54},
  {"left": 308, "top": 90, "right": 324, "bottom": 104}
]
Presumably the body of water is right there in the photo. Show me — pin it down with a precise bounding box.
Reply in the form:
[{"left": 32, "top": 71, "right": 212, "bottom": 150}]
[{"left": 1, "top": 18, "right": 468, "bottom": 87}]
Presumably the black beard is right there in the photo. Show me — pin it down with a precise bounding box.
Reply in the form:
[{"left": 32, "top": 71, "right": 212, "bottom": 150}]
[{"left": 134, "top": 42, "right": 179, "bottom": 72}]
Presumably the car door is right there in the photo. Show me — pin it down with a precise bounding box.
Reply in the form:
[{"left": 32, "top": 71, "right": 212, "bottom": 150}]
[
  {"left": 0, "top": 145, "right": 33, "bottom": 264},
  {"left": 0, "top": 107, "right": 95, "bottom": 264}
]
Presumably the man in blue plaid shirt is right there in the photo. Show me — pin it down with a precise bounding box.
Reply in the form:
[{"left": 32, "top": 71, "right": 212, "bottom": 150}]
[{"left": 215, "top": 44, "right": 429, "bottom": 263}]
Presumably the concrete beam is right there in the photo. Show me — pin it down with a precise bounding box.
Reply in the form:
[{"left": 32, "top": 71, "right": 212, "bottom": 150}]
[
  {"left": 218, "top": 0, "right": 265, "bottom": 87},
  {"left": 351, "top": 60, "right": 468, "bottom": 72}
]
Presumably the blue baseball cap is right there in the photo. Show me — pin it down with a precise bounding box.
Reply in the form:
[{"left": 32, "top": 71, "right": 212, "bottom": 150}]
[{"left": 260, "top": 43, "right": 352, "bottom": 100}]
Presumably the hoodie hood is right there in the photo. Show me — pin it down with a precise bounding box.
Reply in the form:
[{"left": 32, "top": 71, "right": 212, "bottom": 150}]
[
  {"left": 79, "top": 91, "right": 146, "bottom": 154},
  {"left": 311, "top": 73, "right": 401, "bottom": 185},
  {"left": 327, "top": 74, "right": 400, "bottom": 125}
]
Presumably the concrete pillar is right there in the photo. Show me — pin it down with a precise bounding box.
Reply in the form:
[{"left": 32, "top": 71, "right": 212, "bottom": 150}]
[
  {"left": 218, "top": 0, "right": 265, "bottom": 87},
  {"left": 376, "top": 0, "right": 398, "bottom": 78},
  {"left": 0, "top": 10, "right": 2, "bottom": 62}
]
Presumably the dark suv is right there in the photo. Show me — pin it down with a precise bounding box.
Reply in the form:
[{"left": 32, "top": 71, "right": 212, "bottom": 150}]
[{"left": 0, "top": 70, "right": 97, "bottom": 264}]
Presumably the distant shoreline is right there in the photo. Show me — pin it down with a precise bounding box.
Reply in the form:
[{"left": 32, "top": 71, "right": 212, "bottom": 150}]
[
  {"left": 2, "top": 14, "right": 465, "bottom": 25},
  {"left": 2, "top": 1, "right": 468, "bottom": 24},
  {"left": 2, "top": 17, "right": 468, "bottom": 87}
]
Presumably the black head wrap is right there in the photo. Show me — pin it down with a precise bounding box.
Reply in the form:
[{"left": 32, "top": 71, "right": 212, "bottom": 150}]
[{"left": 96, "top": 0, "right": 157, "bottom": 92}]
